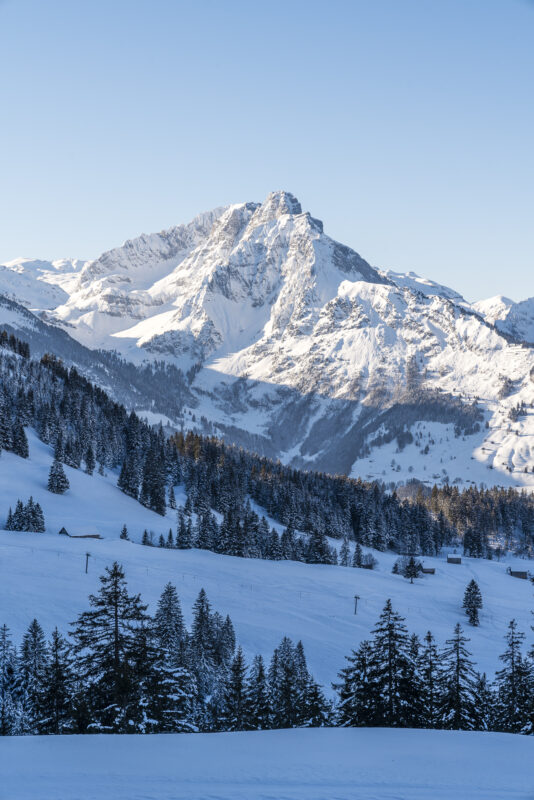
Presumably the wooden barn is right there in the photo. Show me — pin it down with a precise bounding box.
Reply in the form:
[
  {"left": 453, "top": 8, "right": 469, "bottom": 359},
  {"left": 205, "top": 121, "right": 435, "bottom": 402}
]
[
  {"left": 421, "top": 566, "right": 435, "bottom": 574},
  {"left": 447, "top": 555, "right": 462, "bottom": 565}
]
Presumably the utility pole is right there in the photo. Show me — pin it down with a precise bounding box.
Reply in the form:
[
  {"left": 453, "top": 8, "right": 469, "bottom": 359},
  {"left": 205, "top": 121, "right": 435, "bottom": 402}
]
[
  {"left": 85, "top": 552, "right": 91, "bottom": 574},
  {"left": 354, "top": 594, "right": 360, "bottom": 615}
]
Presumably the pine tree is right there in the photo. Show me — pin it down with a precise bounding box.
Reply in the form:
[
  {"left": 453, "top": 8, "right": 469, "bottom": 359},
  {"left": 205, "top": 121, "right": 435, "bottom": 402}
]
[
  {"left": 245, "top": 654, "right": 271, "bottom": 730},
  {"left": 493, "top": 620, "right": 533, "bottom": 733},
  {"left": 352, "top": 542, "right": 363, "bottom": 568},
  {"left": 38, "top": 628, "right": 73, "bottom": 734},
  {"left": 418, "top": 631, "right": 441, "bottom": 729},
  {"left": 0, "top": 624, "right": 17, "bottom": 735},
  {"left": 168, "top": 485, "right": 176, "bottom": 510},
  {"left": 223, "top": 647, "right": 248, "bottom": 731},
  {"left": 120, "top": 524, "right": 129, "bottom": 541},
  {"left": 190, "top": 589, "right": 216, "bottom": 700},
  {"left": 462, "top": 579, "right": 483, "bottom": 626},
  {"left": 70, "top": 562, "right": 149, "bottom": 732},
  {"left": 11, "top": 421, "right": 29, "bottom": 458},
  {"left": 18, "top": 618, "right": 48, "bottom": 733},
  {"left": 153, "top": 583, "right": 187, "bottom": 665},
  {"left": 85, "top": 444, "right": 95, "bottom": 475},
  {"left": 339, "top": 537, "right": 350, "bottom": 567},
  {"left": 438, "top": 623, "right": 479, "bottom": 730},
  {"left": 48, "top": 459, "right": 69, "bottom": 494},
  {"left": 334, "top": 639, "right": 378, "bottom": 727},
  {"left": 368, "top": 600, "right": 415, "bottom": 727},
  {"left": 300, "top": 676, "right": 331, "bottom": 727}
]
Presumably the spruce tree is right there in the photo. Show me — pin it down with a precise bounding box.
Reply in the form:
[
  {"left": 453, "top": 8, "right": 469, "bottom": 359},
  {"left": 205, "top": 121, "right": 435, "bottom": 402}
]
[
  {"left": 48, "top": 459, "right": 69, "bottom": 494},
  {"left": 352, "top": 542, "right": 363, "bottom": 568},
  {"left": 438, "top": 623, "right": 479, "bottom": 730},
  {"left": 38, "top": 628, "right": 73, "bottom": 734},
  {"left": 369, "top": 599, "right": 414, "bottom": 726},
  {"left": 418, "top": 631, "right": 441, "bottom": 729},
  {"left": 334, "top": 639, "right": 378, "bottom": 727},
  {"left": 0, "top": 624, "right": 17, "bottom": 735},
  {"left": 18, "top": 618, "right": 48, "bottom": 733},
  {"left": 493, "top": 620, "right": 533, "bottom": 733},
  {"left": 339, "top": 537, "right": 350, "bottom": 567},
  {"left": 223, "top": 646, "right": 248, "bottom": 731},
  {"left": 120, "top": 524, "right": 129, "bottom": 541},
  {"left": 84, "top": 444, "right": 95, "bottom": 475},
  {"left": 245, "top": 654, "right": 271, "bottom": 730},
  {"left": 70, "top": 562, "right": 149, "bottom": 732},
  {"left": 462, "top": 579, "right": 483, "bottom": 626},
  {"left": 12, "top": 421, "right": 29, "bottom": 458}
]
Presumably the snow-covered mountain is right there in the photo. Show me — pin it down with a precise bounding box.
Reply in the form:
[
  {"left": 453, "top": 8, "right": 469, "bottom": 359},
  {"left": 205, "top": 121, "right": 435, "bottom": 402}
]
[
  {"left": 1, "top": 190, "right": 534, "bottom": 490},
  {"left": 474, "top": 295, "right": 534, "bottom": 345}
]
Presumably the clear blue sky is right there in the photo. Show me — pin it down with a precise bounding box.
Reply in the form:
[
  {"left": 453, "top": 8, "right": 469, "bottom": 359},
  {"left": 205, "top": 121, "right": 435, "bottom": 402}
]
[{"left": 0, "top": 0, "right": 532, "bottom": 301}]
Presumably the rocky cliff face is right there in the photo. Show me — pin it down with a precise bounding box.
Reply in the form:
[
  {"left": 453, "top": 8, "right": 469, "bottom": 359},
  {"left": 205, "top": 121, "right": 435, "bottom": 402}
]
[{"left": 2, "top": 191, "right": 534, "bottom": 490}]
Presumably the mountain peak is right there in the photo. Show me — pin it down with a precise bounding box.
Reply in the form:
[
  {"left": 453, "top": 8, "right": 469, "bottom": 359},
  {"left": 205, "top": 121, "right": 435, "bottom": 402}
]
[{"left": 253, "top": 191, "right": 302, "bottom": 223}]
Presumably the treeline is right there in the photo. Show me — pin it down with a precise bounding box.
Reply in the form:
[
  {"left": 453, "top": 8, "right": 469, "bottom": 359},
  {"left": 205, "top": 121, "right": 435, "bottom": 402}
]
[
  {"left": 0, "top": 564, "right": 329, "bottom": 735},
  {"left": 335, "top": 600, "right": 534, "bottom": 734},
  {"left": 1, "top": 331, "right": 533, "bottom": 559},
  {"left": 2, "top": 565, "right": 533, "bottom": 737}
]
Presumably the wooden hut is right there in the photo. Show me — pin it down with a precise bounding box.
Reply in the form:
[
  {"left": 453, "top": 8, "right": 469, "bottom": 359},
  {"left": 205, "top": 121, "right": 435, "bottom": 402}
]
[
  {"left": 421, "top": 566, "right": 435, "bottom": 574},
  {"left": 447, "top": 555, "right": 462, "bottom": 565},
  {"left": 509, "top": 570, "right": 528, "bottom": 580}
]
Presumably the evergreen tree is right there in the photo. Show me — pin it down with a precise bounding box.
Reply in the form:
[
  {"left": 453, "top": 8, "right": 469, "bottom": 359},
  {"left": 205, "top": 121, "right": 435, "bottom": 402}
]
[
  {"left": 38, "top": 628, "right": 73, "bottom": 734},
  {"left": 463, "top": 579, "right": 483, "bottom": 626},
  {"left": 334, "top": 639, "right": 378, "bottom": 727},
  {"left": 120, "top": 524, "right": 129, "bottom": 541},
  {"left": 339, "top": 537, "right": 350, "bottom": 567},
  {"left": 153, "top": 583, "right": 186, "bottom": 664},
  {"left": 0, "top": 624, "right": 17, "bottom": 735},
  {"left": 493, "top": 620, "right": 533, "bottom": 733},
  {"left": 11, "top": 421, "right": 29, "bottom": 458},
  {"left": 18, "top": 618, "right": 48, "bottom": 733},
  {"left": 438, "top": 623, "right": 479, "bottom": 730},
  {"left": 245, "top": 654, "right": 271, "bottom": 730},
  {"left": 84, "top": 444, "right": 95, "bottom": 476},
  {"left": 418, "top": 631, "right": 441, "bottom": 729},
  {"left": 70, "top": 562, "right": 149, "bottom": 732},
  {"left": 48, "top": 459, "right": 69, "bottom": 494},
  {"left": 223, "top": 647, "right": 248, "bottom": 731},
  {"left": 352, "top": 542, "right": 363, "bottom": 568},
  {"left": 369, "top": 600, "right": 414, "bottom": 727}
]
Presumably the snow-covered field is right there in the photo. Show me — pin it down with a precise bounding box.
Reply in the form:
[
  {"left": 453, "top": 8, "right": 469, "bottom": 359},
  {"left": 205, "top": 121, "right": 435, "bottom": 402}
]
[
  {"left": 1, "top": 432, "right": 534, "bottom": 689},
  {"left": 3, "top": 728, "right": 533, "bottom": 800}
]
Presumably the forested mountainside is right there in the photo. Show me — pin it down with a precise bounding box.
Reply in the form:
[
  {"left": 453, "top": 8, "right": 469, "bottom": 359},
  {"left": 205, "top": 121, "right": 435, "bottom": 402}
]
[
  {"left": 2, "top": 191, "right": 534, "bottom": 489},
  {"left": 1, "top": 332, "right": 533, "bottom": 558}
]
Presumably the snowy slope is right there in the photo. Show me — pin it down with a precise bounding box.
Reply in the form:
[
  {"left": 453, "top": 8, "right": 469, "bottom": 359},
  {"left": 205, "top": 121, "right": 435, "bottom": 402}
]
[
  {"left": 1, "top": 191, "right": 534, "bottom": 488},
  {"left": 1, "top": 431, "right": 534, "bottom": 689},
  {"left": 474, "top": 294, "right": 534, "bottom": 345},
  {"left": 4, "top": 728, "right": 533, "bottom": 800}
]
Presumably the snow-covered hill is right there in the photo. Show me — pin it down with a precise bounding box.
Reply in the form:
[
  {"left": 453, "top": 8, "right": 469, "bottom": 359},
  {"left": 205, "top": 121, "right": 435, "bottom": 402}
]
[
  {"left": 1, "top": 431, "right": 534, "bottom": 689},
  {"left": 4, "top": 728, "right": 532, "bottom": 800},
  {"left": 2, "top": 191, "right": 534, "bottom": 489}
]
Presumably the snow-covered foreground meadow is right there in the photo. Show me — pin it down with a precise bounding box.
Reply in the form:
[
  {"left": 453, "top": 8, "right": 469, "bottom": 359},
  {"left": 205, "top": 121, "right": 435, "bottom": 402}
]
[
  {"left": 3, "top": 728, "right": 533, "bottom": 800},
  {"left": 1, "top": 432, "right": 534, "bottom": 688}
]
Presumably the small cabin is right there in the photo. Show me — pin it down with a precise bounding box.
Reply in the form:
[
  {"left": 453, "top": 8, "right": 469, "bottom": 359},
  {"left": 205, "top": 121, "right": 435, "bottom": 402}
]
[
  {"left": 360, "top": 562, "right": 374, "bottom": 570},
  {"left": 421, "top": 566, "right": 435, "bottom": 575},
  {"left": 447, "top": 555, "right": 462, "bottom": 565},
  {"left": 509, "top": 570, "right": 528, "bottom": 580}
]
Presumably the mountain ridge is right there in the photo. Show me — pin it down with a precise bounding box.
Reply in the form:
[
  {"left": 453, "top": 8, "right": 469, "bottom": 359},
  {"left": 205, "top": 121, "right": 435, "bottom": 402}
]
[{"left": 1, "top": 190, "right": 533, "bottom": 490}]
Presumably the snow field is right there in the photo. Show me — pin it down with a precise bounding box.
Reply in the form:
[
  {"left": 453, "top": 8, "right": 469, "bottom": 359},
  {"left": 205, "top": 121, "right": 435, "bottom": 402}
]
[
  {"left": 2, "top": 728, "right": 533, "bottom": 800},
  {"left": 1, "top": 432, "right": 534, "bottom": 691}
]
